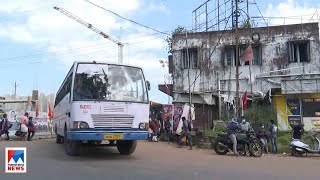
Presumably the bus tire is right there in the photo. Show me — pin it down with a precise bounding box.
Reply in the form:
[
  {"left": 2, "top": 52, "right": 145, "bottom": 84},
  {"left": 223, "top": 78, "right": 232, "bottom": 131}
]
[
  {"left": 64, "top": 130, "right": 80, "bottom": 156},
  {"left": 117, "top": 140, "right": 137, "bottom": 155},
  {"left": 56, "top": 134, "right": 63, "bottom": 144}
]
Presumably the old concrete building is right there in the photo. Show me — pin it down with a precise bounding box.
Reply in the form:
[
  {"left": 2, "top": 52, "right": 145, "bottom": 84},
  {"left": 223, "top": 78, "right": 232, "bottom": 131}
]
[{"left": 164, "top": 22, "right": 320, "bottom": 130}]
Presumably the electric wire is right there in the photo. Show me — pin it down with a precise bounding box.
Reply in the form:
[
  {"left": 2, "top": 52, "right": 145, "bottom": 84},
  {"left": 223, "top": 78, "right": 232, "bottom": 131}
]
[{"left": 83, "top": 0, "right": 170, "bottom": 35}]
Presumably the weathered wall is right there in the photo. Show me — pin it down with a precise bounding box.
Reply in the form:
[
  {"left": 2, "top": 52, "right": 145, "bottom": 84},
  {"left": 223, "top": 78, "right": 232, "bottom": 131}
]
[{"left": 171, "top": 23, "right": 320, "bottom": 98}]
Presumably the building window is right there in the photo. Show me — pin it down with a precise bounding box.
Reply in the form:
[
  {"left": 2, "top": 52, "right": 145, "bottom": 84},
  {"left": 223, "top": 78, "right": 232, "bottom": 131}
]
[
  {"left": 288, "top": 41, "right": 310, "bottom": 63},
  {"left": 224, "top": 45, "right": 261, "bottom": 66},
  {"left": 302, "top": 99, "right": 320, "bottom": 117},
  {"left": 225, "top": 48, "right": 234, "bottom": 66},
  {"left": 181, "top": 48, "right": 198, "bottom": 69}
]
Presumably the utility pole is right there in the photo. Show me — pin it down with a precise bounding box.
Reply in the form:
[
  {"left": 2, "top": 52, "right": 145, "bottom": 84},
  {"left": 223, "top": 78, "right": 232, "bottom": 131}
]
[
  {"left": 14, "top": 82, "right": 18, "bottom": 98},
  {"left": 186, "top": 30, "right": 192, "bottom": 120},
  {"left": 235, "top": 0, "right": 240, "bottom": 117}
]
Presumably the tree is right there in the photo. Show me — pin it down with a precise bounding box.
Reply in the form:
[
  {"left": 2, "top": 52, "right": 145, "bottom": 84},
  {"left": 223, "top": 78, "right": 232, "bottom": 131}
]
[{"left": 166, "top": 26, "right": 187, "bottom": 53}]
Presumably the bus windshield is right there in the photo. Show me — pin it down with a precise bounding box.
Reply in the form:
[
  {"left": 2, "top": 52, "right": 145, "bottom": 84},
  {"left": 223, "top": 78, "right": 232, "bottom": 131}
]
[{"left": 73, "top": 63, "right": 148, "bottom": 103}]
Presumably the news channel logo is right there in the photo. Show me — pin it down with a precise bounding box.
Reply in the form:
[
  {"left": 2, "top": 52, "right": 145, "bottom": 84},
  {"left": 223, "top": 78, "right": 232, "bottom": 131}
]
[{"left": 5, "top": 147, "right": 27, "bottom": 173}]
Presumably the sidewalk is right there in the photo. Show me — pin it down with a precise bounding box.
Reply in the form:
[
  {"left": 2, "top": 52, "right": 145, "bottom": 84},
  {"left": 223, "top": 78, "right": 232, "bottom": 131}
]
[{"left": 1, "top": 131, "right": 56, "bottom": 141}]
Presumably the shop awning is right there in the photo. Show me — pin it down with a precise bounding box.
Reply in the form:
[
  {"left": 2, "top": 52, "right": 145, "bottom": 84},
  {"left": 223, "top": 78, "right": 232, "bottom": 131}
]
[{"left": 173, "top": 93, "right": 216, "bottom": 105}]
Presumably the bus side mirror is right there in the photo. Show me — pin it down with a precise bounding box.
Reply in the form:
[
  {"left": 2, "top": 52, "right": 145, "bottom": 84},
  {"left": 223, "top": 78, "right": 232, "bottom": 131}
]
[{"left": 146, "top": 81, "right": 151, "bottom": 91}]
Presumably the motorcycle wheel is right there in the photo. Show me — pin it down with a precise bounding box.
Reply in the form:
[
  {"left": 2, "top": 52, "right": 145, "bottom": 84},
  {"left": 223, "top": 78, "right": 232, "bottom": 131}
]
[
  {"left": 292, "top": 149, "right": 303, "bottom": 157},
  {"left": 249, "top": 139, "right": 262, "bottom": 157},
  {"left": 213, "top": 137, "right": 228, "bottom": 155}
]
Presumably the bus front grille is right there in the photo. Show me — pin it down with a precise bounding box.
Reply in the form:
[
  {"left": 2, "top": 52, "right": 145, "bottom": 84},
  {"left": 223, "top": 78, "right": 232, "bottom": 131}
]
[{"left": 91, "top": 114, "right": 134, "bottom": 128}]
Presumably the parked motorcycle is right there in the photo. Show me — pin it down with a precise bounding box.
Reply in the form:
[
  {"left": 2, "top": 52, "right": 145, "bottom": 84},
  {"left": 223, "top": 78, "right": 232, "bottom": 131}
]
[
  {"left": 289, "top": 132, "right": 320, "bottom": 157},
  {"left": 213, "top": 130, "right": 262, "bottom": 157}
]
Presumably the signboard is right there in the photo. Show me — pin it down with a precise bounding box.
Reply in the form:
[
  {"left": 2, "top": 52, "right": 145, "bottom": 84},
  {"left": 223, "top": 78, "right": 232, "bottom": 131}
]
[
  {"left": 287, "top": 98, "right": 301, "bottom": 115},
  {"left": 287, "top": 115, "right": 302, "bottom": 126},
  {"left": 286, "top": 98, "right": 302, "bottom": 127}
]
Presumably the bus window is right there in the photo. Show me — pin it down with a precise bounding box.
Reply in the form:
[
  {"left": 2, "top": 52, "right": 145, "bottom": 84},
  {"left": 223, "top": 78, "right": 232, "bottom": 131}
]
[{"left": 73, "top": 63, "right": 148, "bottom": 103}]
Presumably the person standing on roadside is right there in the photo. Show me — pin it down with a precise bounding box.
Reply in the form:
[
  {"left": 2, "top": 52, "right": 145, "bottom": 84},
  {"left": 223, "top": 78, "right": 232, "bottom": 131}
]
[
  {"left": 164, "top": 117, "right": 171, "bottom": 142},
  {"left": 19, "top": 112, "right": 29, "bottom": 139},
  {"left": 257, "top": 123, "right": 269, "bottom": 154},
  {"left": 1, "top": 114, "right": 11, "bottom": 140},
  {"left": 269, "top": 120, "right": 278, "bottom": 154},
  {"left": 291, "top": 123, "right": 304, "bottom": 140},
  {"left": 27, "top": 116, "right": 35, "bottom": 141}
]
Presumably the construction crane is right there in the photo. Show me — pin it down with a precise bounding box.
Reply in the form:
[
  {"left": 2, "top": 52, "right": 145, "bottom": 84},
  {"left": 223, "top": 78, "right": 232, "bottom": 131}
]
[{"left": 54, "top": 6, "right": 124, "bottom": 64}]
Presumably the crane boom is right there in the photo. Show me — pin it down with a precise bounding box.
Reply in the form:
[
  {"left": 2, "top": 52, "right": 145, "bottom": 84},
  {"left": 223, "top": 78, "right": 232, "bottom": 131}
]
[{"left": 54, "top": 6, "right": 123, "bottom": 64}]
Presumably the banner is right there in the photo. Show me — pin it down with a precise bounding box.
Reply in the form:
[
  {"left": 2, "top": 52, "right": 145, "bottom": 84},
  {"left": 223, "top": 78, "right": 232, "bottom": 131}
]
[
  {"left": 173, "top": 104, "right": 183, "bottom": 131},
  {"left": 162, "top": 104, "right": 173, "bottom": 121}
]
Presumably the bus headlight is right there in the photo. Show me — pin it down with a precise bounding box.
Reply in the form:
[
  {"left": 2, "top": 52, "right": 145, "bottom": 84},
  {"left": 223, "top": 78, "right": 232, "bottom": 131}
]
[
  {"left": 79, "top": 122, "right": 89, "bottom": 129},
  {"left": 139, "top": 123, "right": 145, "bottom": 130}
]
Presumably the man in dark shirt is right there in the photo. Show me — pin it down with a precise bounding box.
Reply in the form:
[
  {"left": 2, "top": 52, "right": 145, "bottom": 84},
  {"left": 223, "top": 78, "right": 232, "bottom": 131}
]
[
  {"left": 292, "top": 123, "right": 304, "bottom": 139},
  {"left": 227, "top": 117, "right": 242, "bottom": 156}
]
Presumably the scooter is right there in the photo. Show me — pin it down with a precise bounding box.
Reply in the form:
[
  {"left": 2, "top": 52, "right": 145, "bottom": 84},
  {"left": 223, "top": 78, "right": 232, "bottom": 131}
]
[{"left": 289, "top": 132, "right": 320, "bottom": 157}]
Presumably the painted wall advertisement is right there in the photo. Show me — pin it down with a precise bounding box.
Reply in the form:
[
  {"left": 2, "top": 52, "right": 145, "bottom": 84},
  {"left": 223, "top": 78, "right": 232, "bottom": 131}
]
[{"left": 303, "top": 117, "right": 320, "bottom": 132}]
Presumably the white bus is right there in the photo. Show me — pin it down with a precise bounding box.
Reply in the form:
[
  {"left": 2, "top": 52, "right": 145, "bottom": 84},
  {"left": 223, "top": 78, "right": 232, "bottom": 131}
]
[{"left": 53, "top": 61, "right": 150, "bottom": 156}]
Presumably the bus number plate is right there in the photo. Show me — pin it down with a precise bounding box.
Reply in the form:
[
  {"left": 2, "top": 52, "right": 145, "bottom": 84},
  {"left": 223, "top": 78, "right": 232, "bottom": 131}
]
[{"left": 104, "top": 134, "right": 124, "bottom": 140}]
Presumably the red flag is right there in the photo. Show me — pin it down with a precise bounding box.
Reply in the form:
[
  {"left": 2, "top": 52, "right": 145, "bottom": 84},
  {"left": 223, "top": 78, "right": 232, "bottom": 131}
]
[
  {"left": 36, "top": 102, "right": 39, "bottom": 117},
  {"left": 242, "top": 91, "right": 248, "bottom": 110},
  {"left": 240, "top": 45, "right": 254, "bottom": 62},
  {"left": 48, "top": 102, "right": 53, "bottom": 120},
  {"left": 164, "top": 82, "right": 170, "bottom": 95}
]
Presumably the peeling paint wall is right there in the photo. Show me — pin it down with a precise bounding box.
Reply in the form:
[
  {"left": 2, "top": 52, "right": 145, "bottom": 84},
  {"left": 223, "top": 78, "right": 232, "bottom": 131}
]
[{"left": 171, "top": 23, "right": 320, "bottom": 97}]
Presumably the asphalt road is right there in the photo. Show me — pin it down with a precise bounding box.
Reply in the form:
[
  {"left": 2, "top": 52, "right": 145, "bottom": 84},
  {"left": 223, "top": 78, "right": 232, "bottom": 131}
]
[{"left": 0, "top": 139, "right": 319, "bottom": 180}]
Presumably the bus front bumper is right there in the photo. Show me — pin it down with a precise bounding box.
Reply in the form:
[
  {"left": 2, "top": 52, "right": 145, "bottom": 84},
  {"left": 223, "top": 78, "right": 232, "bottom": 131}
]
[{"left": 67, "top": 129, "right": 148, "bottom": 141}]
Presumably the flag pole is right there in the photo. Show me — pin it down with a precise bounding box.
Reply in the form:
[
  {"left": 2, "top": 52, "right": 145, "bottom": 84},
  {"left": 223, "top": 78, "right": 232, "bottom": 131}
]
[
  {"left": 249, "top": 60, "right": 254, "bottom": 124},
  {"left": 241, "top": 101, "right": 244, "bottom": 117}
]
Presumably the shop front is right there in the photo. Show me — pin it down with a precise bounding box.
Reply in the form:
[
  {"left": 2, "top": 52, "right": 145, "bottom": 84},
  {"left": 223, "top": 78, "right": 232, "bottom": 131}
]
[{"left": 274, "top": 92, "right": 320, "bottom": 131}]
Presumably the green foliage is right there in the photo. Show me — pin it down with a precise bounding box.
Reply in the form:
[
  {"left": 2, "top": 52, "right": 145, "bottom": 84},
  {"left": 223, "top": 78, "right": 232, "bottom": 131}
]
[
  {"left": 277, "top": 135, "right": 290, "bottom": 145},
  {"left": 243, "top": 103, "right": 276, "bottom": 130},
  {"left": 172, "top": 25, "right": 186, "bottom": 35},
  {"left": 239, "top": 19, "right": 257, "bottom": 29},
  {"left": 240, "top": 20, "right": 251, "bottom": 29},
  {"left": 277, "top": 131, "right": 288, "bottom": 137}
]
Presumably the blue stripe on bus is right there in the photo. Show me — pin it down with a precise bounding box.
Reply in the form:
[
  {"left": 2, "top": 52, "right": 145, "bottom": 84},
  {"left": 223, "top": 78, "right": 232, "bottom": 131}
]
[
  {"left": 69, "top": 128, "right": 142, "bottom": 131},
  {"left": 67, "top": 131, "right": 148, "bottom": 141}
]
